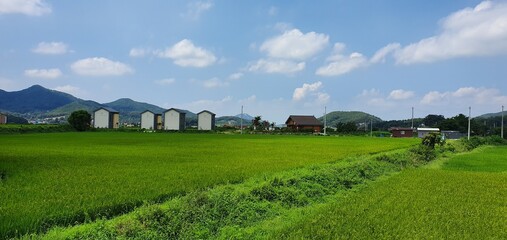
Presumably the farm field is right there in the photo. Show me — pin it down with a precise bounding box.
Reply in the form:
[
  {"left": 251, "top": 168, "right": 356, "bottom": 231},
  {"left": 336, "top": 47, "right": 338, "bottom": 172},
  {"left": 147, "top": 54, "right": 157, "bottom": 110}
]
[
  {"left": 275, "top": 146, "right": 507, "bottom": 239},
  {"left": 0, "top": 132, "right": 417, "bottom": 237}
]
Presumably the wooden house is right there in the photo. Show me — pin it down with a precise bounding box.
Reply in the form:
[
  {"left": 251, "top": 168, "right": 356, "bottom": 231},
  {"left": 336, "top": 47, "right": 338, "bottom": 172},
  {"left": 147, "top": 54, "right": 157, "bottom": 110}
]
[
  {"left": 93, "top": 107, "right": 119, "bottom": 129},
  {"left": 285, "top": 115, "right": 323, "bottom": 132},
  {"left": 140, "top": 110, "right": 162, "bottom": 130},
  {"left": 164, "top": 108, "right": 186, "bottom": 131},
  {"left": 197, "top": 110, "right": 215, "bottom": 130},
  {"left": 389, "top": 127, "right": 414, "bottom": 138}
]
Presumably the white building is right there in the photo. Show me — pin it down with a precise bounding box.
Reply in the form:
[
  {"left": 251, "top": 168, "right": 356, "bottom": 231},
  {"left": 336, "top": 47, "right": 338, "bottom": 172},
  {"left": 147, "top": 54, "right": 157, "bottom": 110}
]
[
  {"left": 164, "top": 108, "right": 186, "bottom": 131},
  {"left": 93, "top": 107, "right": 119, "bottom": 129},
  {"left": 197, "top": 110, "right": 215, "bottom": 130},
  {"left": 140, "top": 110, "right": 162, "bottom": 130},
  {"left": 417, "top": 127, "right": 440, "bottom": 138}
]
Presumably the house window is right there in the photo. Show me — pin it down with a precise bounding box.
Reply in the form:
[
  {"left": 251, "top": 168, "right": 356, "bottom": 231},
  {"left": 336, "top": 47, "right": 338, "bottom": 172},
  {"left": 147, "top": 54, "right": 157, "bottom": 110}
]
[{"left": 401, "top": 131, "right": 405, "bottom": 135}]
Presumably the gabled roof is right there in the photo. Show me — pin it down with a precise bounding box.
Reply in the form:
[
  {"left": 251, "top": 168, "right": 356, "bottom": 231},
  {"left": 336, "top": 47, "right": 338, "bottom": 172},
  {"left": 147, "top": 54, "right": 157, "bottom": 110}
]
[
  {"left": 164, "top": 108, "right": 186, "bottom": 114},
  {"left": 94, "top": 107, "right": 119, "bottom": 113},
  {"left": 285, "top": 115, "right": 323, "bottom": 126},
  {"left": 389, "top": 127, "right": 414, "bottom": 131},
  {"left": 141, "top": 110, "right": 162, "bottom": 115},
  {"left": 197, "top": 110, "right": 215, "bottom": 116}
]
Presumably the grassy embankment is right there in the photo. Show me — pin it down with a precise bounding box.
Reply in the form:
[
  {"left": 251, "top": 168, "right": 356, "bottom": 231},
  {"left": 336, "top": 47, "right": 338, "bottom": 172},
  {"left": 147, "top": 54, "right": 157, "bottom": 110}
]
[
  {"left": 0, "top": 132, "right": 417, "bottom": 238},
  {"left": 274, "top": 145, "right": 507, "bottom": 239}
]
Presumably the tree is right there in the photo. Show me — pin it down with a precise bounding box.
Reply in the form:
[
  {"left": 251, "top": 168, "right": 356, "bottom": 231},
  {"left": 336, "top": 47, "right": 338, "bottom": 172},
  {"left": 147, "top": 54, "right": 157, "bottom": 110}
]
[
  {"left": 252, "top": 116, "right": 262, "bottom": 130},
  {"left": 335, "top": 122, "right": 357, "bottom": 133},
  {"left": 68, "top": 110, "right": 91, "bottom": 131},
  {"left": 423, "top": 114, "right": 445, "bottom": 127}
]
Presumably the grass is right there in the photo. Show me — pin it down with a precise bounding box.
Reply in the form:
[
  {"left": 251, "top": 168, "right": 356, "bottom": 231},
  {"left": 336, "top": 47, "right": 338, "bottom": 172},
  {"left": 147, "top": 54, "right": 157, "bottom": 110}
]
[
  {"left": 442, "top": 146, "right": 507, "bottom": 172},
  {"left": 273, "top": 145, "right": 507, "bottom": 239},
  {"left": 0, "top": 132, "right": 417, "bottom": 237}
]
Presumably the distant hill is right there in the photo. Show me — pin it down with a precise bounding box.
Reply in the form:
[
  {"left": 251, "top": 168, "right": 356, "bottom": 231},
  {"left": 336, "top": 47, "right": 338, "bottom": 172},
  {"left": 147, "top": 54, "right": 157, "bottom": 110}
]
[
  {"left": 476, "top": 111, "right": 505, "bottom": 119},
  {"left": 104, "top": 98, "right": 165, "bottom": 114},
  {"left": 216, "top": 116, "right": 246, "bottom": 126},
  {"left": 235, "top": 113, "right": 254, "bottom": 121},
  {"left": 319, "top": 111, "right": 382, "bottom": 127},
  {"left": 0, "top": 85, "right": 77, "bottom": 113},
  {"left": 47, "top": 100, "right": 103, "bottom": 117},
  {"left": 0, "top": 85, "right": 201, "bottom": 124}
]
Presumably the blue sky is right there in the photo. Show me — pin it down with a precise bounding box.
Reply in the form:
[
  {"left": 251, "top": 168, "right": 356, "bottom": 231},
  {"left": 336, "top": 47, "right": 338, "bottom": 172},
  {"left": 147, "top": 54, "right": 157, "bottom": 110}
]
[{"left": 1, "top": 0, "right": 507, "bottom": 122}]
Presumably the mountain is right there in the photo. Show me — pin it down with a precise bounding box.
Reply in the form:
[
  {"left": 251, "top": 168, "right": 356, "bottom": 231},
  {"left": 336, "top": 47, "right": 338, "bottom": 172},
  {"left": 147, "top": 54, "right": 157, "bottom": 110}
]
[
  {"left": 0, "top": 85, "right": 77, "bottom": 113},
  {"left": 476, "top": 111, "right": 505, "bottom": 119},
  {"left": 104, "top": 98, "right": 165, "bottom": 114},
  {"left": 319, "top": 111, "right": 382, "bottom": 127},
  {"left": 216, "top": 116, "right": 246, "bottom": 126},
  {"left": 47, "top": 100, "right": 103, "bottom": 117},
  {"left": 234, "top": 113, "right": 254, "bottom": 121}
]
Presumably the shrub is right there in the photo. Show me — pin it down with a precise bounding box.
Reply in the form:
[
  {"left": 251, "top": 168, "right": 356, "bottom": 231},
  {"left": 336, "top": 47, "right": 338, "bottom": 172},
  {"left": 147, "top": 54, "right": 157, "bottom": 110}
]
[
  {"left": 409, "top": 145, "right": 436, "bottom": 162},
  {"left": 68, "top": 110, "right": 91, "bottom": 131},
  {"left": 421, "top": 132, "right": 444, "bottom": 149}
]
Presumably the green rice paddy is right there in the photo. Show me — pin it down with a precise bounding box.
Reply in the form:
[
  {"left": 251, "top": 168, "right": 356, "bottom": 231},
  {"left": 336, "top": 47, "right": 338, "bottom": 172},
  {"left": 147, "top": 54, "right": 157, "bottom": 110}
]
[
  {"left": 275, "top": 146, "right": 507, "bottom": 239},
  {"left": 0, "top": 132, "right": 417, "bottom": 237}
]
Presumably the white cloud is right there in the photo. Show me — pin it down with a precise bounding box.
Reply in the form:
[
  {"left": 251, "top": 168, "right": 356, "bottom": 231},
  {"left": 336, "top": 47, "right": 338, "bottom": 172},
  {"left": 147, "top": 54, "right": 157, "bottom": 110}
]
[
  {"left": 388, "top": 89, "right": 415, "bottom": 100},
  {"left": 395, "top": 1, "right": 507, "bottom": 64},
  {"left": 248, "top": 59, "right": 305, "bottom": 74},
  {"left": 228, "top": 72, "right": 243, "bottom": 80},
  {"left": 0, "top": 0, "right": 51, "bottom": 16},
  {"left": 154, "top": 78, "right": 175, "bottom": 86},
  {"left": 421, "top": 87, "right": 507, "bottom": 105},
  {"left": 202, "top": 77, "right": 229, "bottom": 88},
  {"left": 156, "top": 39, "right": 217, "bottom": 67},
  {"left": 32, "top": 42, "right": 68, "bottom": 55},
  {"left": 239, "top": 95, "right": 257, "bottom": 103},
  {"left": 260, "top": 28, "right": 329, "bottom": 60},
  {"left": 356, "top": 88, "right": 391, "bottom": 107},
  {"left": 315, "top": 92, "right": 331, "bottom": 105},
  {"left": 180, "top": 96, "right": 233, "bottom": 112},
  {"left": 71, "top": 57, "right": 133, "bottom": 76},
  {"left": 53, "top": 85, "right": 83, "bottom": 96},
  {"left": 316, "top": 43, "right": 368, "bottom": 76},
  {"left": 183, "top": 1, "right": 213, "bottom": 20},
  {"left": 293, "top": 82, "right": 322, "bottom": 101},
  {"left": 370, "top": 43, "right": 401, "bottom": 63},
  {"left": 129, "top": 48, "right": 150, "bottom": 57},
  {"left": 24, "top": 68, "right": 62, "bottom": 79},
  {"left": 268, "top": 6, "right": 278, "bottom": 16}
]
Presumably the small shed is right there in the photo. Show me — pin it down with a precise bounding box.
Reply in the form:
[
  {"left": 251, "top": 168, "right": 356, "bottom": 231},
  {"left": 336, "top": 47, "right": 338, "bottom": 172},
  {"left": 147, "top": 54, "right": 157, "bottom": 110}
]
[
  {"left": 417, "top": 127, "right": 440, "bottom": 138},
  {"left": 441, "top": 130, "right": 465, "bottom": 140},
  {"left": 285, "top": 115, "right": 323, "bottom": 132},
  {"left": 164, "top": 108, "right": 186, "bottom": 131},
  {"left": 0, "top": 113, "right": 6, "bottom": 124},
  {"left": 389, "top": 127, "right": 414, "bottom": 138},
  {"left": 93, "top": 107, "right": 119, "bottom": 129},
  {"left": 140, "top": 110, "right": 162, "bottom": 130},
  {"left": 197, "top": 110, "right": 215, "bottom": 130}
]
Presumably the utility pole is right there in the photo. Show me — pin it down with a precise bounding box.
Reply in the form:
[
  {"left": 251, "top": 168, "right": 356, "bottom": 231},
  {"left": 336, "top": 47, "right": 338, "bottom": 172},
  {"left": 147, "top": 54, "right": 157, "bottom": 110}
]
[
  {"left": 468, "top": 106, "right": 471, "bottom": 140},
  {"left": 240, "top": 105, "right": 243, "bottom": 135},
  {"left": 411, "top": 107, "right": 414, "bottom": 129},
  {"left": 502, "top": 105, "right": 504, "bottom": 139},
  {"left": 324, "top": 106, "right": 327, "bottom": 135}
]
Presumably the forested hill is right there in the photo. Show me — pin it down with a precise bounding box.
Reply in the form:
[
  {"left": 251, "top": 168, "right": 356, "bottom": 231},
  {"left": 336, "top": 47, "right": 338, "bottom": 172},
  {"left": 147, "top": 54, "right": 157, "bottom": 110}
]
[{"left": 319, "top": 111, "right": 382, "bottom": 127}]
